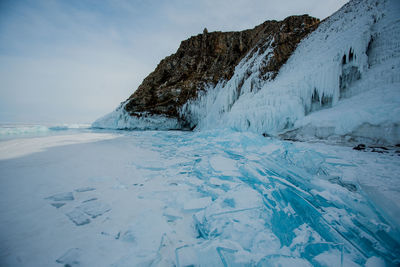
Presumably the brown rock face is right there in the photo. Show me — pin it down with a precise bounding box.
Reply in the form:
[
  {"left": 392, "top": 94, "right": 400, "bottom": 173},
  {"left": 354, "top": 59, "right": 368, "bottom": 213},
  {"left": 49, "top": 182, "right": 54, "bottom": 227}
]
[{"left": 124, "top": 15, "right": 319, "bottom": 124}]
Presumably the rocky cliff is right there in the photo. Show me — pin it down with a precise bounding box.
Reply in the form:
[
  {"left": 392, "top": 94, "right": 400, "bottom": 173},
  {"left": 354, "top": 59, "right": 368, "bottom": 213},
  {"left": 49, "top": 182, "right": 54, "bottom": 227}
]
[
  {"left": 98, "top": 15, "right": 319, "bottom": 129},
  {"left": 93, "top": 0, "right": 399, "bottom": 145}
]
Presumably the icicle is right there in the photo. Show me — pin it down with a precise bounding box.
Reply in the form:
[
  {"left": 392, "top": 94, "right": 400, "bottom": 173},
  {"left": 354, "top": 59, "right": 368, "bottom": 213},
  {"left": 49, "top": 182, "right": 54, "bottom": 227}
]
[{"left": 180, "top": 0, "right": 382, "bottom": 137}]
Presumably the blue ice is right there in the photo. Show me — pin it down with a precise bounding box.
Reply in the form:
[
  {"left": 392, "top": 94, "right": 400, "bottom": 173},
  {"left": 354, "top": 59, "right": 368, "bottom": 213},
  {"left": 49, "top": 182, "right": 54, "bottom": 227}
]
[{"left": 146, "top": 130, "right": 400, "bottom": 266}]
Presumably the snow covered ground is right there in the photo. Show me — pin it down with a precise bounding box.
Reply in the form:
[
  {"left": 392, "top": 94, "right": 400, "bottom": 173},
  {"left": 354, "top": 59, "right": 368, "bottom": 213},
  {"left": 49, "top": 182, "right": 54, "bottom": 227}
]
[{"left": 1, "top": 129, "right": 399, "bottom": 266}]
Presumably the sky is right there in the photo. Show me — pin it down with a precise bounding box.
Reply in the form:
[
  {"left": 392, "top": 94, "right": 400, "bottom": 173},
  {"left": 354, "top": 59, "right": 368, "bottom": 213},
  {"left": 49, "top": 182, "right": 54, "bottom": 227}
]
[{"left": 0, "top": 0, "right": 349, "bottom": 124}]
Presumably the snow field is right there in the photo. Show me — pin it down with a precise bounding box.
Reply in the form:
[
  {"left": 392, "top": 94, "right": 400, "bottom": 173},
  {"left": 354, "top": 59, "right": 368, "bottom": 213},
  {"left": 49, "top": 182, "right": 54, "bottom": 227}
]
[{"left": 0, "top": 130, "right": 399, "bottom": 266}]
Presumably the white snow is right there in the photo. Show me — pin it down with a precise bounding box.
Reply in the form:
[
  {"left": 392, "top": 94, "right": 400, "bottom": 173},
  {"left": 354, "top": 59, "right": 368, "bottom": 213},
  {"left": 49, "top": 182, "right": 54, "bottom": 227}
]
[
  {"left": 0, "top": 129, "right": 399, "bottom": 266},
  {"left": 0, "top": 123, "right": 91, "bottom": 140},
  {"left": 0, "top": 133, "right": 116, "bottom": 160}
]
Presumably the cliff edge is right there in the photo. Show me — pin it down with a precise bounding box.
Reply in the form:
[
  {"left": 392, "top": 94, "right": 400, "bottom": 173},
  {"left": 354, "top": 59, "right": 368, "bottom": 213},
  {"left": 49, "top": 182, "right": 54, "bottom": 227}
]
[{"left": 93, "top": 15, "right": 319, "bottom": 130}]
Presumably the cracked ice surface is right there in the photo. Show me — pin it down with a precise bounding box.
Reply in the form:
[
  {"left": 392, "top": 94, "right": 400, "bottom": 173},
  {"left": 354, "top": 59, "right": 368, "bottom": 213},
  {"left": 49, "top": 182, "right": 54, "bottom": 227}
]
[{"left": 0, "top": 130, "right": 399, "bottom": 266}]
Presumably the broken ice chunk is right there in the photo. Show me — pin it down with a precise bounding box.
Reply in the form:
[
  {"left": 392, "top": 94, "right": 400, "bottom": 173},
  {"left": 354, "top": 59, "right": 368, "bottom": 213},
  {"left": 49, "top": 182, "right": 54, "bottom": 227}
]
[
  {"left": 82, "top": 198, "right": 97, "bottom": 203},
  {"left": 115, "top": 232, "right": 121, "bottom": 240},
  {"left": 80, "top": 201, "right": 111, "bottom": 218},
  {"left": 66, "top": 208, "right": 90, "bottom": 226},
  {"left": 163, "top": 208, "right": 182, "bottom": 222},
  {"left": 163, "top": 213, "right": 182, "bottom": 222},
  {"left": 216, "top": 247, "right": 238, "bottom": 266},
  {"left": 175, "top": 244, "right": 225, "bottom": 266},
  {"left": 101, "top": 231, "right": 121, "bottom": 240},
  {"left": 209, "top": 155, "right": 240, "bottom": 176},
  {"left": 75, "top": 187, "right": 96, "bottom": 193},
  {"left": 121, "top": 230, "right": 135, "bottom": 243},
  {"left": 209, "top": 178, "right": 225, "bottom": 185},
  {"left": 51, "top": 203, "right": 66, "bottom": 209},
  {"left": 100, "top": 231, "right": 111, "bottom": 237},
  {"left": 56, "top": 248, "right": 81, "bottom": 266},
  {"left": 46, "top": 192, "right": 74, "bottom": 202},
  {"left": 302, "top": 242, "right": 343, "bottom": 266},
  {"left": 328, "top": 177, "right": 357, "bottom": 192},
  {"left": 193, "top": 214, "right": 209, "bottom": 239},
  {"left": 222, "top": 198, "right": 236, "bottom": 208},
  {"left": 183, "top": 197, "right": 212, "bottom": 211}
]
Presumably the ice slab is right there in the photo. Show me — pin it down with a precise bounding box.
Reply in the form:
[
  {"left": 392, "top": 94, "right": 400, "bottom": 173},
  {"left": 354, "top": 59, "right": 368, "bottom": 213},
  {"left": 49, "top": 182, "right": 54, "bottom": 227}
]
[
  {"left": 209, "top": 178, "right": 226, "bottom": 186},
  {"left": 82, "top": 198, "right": 97, "bottom": 203},
  {"left": 75, "top": 187, "right": 96, "bottom": 193},
  {"left": 222, "top": 198, "right": 236, "bottom": 208},
  {"left": 209, "top": 155, "right": 240, "bottom": 176},
  {"left": 45, "top": 192, "right": 74, "bottom": 202},
  {"left": 328, "top": 176, "right": 357, "bottom": 192},
  {"left": 51, "top": 203, "right": 66, "bottom": 209},
  {"left": 66, "top": 208, "right": 90, "bottom": 226},
  {"left": 175, "top": 244, "right": 225, "bottom": 267},
  {"left": 80, "top": 201, "right": 111, "bottom": 218},
  {"left": 56, "top": 248, "right": 81, "bottom": 266},
  {"left": 121, "top": 230, "right": 136, "bottom": 243}
]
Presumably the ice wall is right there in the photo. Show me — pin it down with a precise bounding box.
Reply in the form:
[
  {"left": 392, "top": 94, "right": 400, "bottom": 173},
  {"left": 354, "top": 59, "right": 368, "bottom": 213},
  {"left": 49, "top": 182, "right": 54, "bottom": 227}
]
[
  {"left": 180, "top": 37, "right": 275, "bottom": 129},
  {"left": 182, "top": 0, "right": 400, "bottom": 145}
]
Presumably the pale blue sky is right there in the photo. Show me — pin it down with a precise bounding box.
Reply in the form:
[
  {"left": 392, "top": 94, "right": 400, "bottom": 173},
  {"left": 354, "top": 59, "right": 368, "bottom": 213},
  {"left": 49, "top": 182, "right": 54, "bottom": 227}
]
[{"left": 0, "top": 0, "right": 348, "bottom": 123}]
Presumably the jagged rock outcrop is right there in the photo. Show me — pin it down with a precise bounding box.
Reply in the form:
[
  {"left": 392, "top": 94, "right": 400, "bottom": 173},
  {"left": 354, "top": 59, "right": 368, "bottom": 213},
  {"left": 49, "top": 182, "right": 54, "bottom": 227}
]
[
  {"left": 95, "top": 0, "right": 400, "bottom": 144},
  {"left": 123, "top": 15, "right": 319, "bottom": 125}
]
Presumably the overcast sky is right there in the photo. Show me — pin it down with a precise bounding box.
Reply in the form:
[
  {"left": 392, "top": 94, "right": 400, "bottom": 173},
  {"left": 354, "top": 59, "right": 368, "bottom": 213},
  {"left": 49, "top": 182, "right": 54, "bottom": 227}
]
[{"left": 0, "top": 0, "right": 349, "bottom": 124}]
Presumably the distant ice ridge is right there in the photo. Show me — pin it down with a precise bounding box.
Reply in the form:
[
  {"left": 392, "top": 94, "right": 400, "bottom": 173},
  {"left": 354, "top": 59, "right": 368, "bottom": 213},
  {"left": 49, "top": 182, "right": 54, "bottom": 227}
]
[
  {"left": 92, "top": 103, "right": 181, "bottom": 130},
  {"left": 0, "top": 124, "right": 50, "bottom": 136},
  {"left": 182, "top": 0, "right": 400, "bottom": 145},
  {"left": 0, "top": 123, "right": 90, "bottom": 138}
]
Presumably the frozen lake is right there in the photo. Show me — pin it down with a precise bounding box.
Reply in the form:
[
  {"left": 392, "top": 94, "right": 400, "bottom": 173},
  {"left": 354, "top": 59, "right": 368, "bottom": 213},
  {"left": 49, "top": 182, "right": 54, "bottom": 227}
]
[{"left": 0, "top": 127, "right": 399, "bottom": 266}]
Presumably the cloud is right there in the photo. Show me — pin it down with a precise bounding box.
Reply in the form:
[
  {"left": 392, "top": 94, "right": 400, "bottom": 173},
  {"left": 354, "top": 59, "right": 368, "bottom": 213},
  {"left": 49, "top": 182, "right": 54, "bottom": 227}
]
[{"left": 0, "top": 0, "right": 348, "bottom": 123}]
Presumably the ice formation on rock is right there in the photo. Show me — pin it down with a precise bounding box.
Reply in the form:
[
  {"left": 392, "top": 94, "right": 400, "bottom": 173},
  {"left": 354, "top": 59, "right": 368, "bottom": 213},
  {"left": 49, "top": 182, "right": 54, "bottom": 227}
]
[
  {"left": 92, "top": 103, "right": 181, "bottom": 130},
  {"left": 93, "top": 0, "right": 399, "bottom": 145},
  {"left": 183, "top": 0, "right": 400, "bottom": 145}
]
